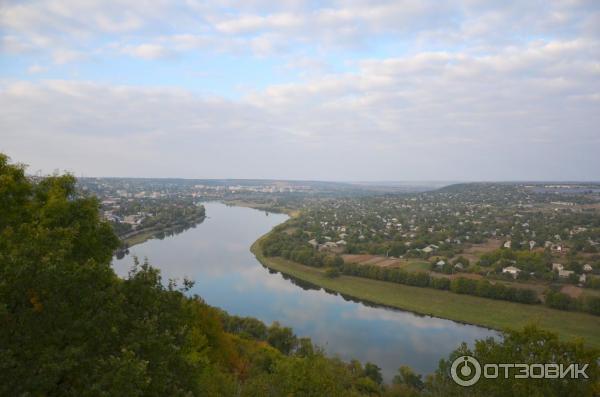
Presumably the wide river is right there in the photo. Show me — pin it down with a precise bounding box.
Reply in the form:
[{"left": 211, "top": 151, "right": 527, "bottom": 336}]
[{"left": 113, "top": 202, "right": 496, "bottom": 381}]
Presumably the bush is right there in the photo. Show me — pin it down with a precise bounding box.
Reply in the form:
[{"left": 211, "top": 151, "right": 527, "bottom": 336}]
[
  {"left": 325, "top": 268, "right": 341, "bottom": 278},
  {"left": 545, "top": 290, "right": 577, "bottom": 311}
]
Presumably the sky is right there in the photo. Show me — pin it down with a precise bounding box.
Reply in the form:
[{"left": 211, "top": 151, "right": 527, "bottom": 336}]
[{"left": 1, "top": 0, "right": 599, "bottom": 181}]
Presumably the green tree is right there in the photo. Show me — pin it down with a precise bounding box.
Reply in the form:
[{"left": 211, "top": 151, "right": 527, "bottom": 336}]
[
  {"left": 393, "top": 365, "right": 424, "bottom": 391},
  {"left": 425, "top": 326, "right": 600, "bottom": 397},
  {"left": 267, "top": 321, "right": 298, "bottom": 355},
  {"left": 364, "top": 362, "right": 383, "bottom": 385}
]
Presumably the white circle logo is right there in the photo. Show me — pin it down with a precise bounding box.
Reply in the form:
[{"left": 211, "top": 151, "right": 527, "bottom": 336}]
[{"left": 450, "top": 355, "right": 481, "bottom": 386}]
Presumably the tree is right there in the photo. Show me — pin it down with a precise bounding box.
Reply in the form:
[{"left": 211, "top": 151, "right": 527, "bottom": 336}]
[
  {"left": 0, "top": 155, "right": 232, "bottom": 395},
  {"left": 426, "top": 326, "right": 599, "bottom": 397},
  {"left": 364, "top": 362, "right": 383, "bottom": 385},
  {"left": 325, "top": 267, "right": 341, "bottom": 278},
  {"left": 267, "top": 322, "right": 298, "bottom": 355},
  {"left": 393, "top": 365, "right": 424, "bottom": 391},
  {"left": 333, "top": 254, "right": 345, "bottom": 267}
]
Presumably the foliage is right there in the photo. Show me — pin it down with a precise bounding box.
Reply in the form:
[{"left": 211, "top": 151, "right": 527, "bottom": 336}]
[
  {"left": 0, "top": 154, "right": 384, "bottom": 396},
  {"left": 325, "top": 267, "right": 341, "bottom": 278},
  {"left": 341, "top": 263, "right": 539, "bottom": 305},
  {"left": 425, "top": 326, "right": 600, "bottom": 396}
]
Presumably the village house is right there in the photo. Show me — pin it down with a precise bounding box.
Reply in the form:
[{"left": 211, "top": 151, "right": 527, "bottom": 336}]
[
  {"left": 551, "top": 244, "right": 566, "bottom": 254},
  {"left": 319, "top": 241, "right": 342, "bottom": 253},
  {"left": 583, "top": 264, "right": 593, "bottom": 272},
  {"left": 502, "top": 266, "right": 521, "bottom": 278},
  {"left": 558, "top": 269, "right": 574, "bottom": 278}
]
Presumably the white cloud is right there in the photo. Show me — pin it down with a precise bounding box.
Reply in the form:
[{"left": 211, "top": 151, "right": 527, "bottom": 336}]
[
  {"left": 121, "top": 43, "right": 172, "bottom": 60},
  {"left": 215, "top": 13, "right": 305, "bottom": 34},
  {"left": 27, "top": 64, "right": 47, "bottom": 74},
  {"left": 1, "top": 1, "right": 598, "bottom": 59},
  {"left": 51, "top": 48, "right": 85, "bottom": 64},
  {"left": 1, "top": 36, "right": 599, "bottom": 180},
  {"left": 1, "top": 1, "right": 599, "bottom": 180}
]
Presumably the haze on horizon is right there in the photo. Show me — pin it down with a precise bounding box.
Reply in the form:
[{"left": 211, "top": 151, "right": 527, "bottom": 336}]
[{"left": 1, "top": 1, "right": 599, "bottom": 182}]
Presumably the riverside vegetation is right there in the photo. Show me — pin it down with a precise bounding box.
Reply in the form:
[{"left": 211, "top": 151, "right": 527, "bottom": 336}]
[
  {"left": 1, "top": 153, "right": 598, "bottom": 396},
  {"left": 257, "top": 185, "right": 600, "bottom": 325}
]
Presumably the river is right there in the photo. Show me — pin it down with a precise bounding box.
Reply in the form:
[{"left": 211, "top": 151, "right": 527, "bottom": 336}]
[{"left": 113, "top": 202, "right": 496, "bottom": 381}]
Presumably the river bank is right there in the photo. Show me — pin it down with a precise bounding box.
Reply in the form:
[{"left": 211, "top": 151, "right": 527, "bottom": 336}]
[
  {"left": 118, "top": 215, "right": 207, "bottom": 250},
  {"left": 251, "top": 233, "right": 600, "bottom": 349},
  {"left": 114, "top": 202, "right": 498, "bottom": 379}
]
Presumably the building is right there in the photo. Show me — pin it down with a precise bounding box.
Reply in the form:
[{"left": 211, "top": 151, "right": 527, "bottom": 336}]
[
  {"left": 558, "top": 269, "right": 574, "bottom": 278},
  {"left": 422, "top": 244, "right": 438, "bottom": 254},
  {"left": 502, "top": 266, "right": 521, "bottom": 278}
]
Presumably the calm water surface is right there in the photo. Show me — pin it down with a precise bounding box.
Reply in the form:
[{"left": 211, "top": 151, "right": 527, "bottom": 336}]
[{"left": 113, "top": 202, "right": 496, "bottom": 381}]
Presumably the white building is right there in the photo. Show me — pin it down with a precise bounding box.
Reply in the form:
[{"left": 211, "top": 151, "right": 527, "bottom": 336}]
[
  {"left": 502, "top": 266, "right": 521, "bottom": 278},
  {"left": 558, "top": 269, "right": 574, "bottom": 278}
]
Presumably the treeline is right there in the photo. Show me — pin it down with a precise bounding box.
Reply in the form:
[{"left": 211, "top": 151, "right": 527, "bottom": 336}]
[
  {"left": 218, "top": 311, "right": 312, "bottom": 356},
  {"left": 478, "top": 248, "right": 550, "bottom": 274},
  {"left": 261, "top": 224, "right": 600, "bottom": 317},
  {"left": 112, "top": 200, "right": 205, "bottom": 239},
  {"left": 545, "top": 290, "right": 600, "bottom": 316},
  {"left": 341, "top": 263, "right": 539, "bottom": 304},
  {"left": 262, "top": 227, "right": 343, "bottom": 267}
]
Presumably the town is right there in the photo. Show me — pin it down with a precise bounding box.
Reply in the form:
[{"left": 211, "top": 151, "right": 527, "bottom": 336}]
[{"left": 260, "top": 183, "right": 600, "bottom": 315}]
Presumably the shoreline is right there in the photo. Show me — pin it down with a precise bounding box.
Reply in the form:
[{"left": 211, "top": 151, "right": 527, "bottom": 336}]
[
  {"left": 118, "top": 215, "right": 207, "bottom": 249},
  {"left": 251, "top": 232, "right": 600, "bottom": 349}
]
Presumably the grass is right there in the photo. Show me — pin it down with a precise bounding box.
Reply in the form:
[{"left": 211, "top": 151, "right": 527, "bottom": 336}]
[
  {"left": 122, "top": 229, "right": 159, "bottom": 247},
  {"left": 399, "top": 260, "right": 431, "bottom": 272},
  {"left": 251, "top": 235, "right": 600, "bottom": 349}
]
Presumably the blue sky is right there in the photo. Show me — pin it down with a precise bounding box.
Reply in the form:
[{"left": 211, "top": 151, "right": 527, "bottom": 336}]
[{"left": 1, "top": 1, "right": 599, "bottom": 180}]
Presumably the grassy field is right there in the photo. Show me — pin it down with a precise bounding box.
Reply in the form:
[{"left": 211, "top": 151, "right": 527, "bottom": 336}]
[
  {"left": 400, "top": 260, "right": 431, "bottom": 272},
  {"left": 122, "top": 229, "right": 159, "bottom": 247},
  {"left": 251, "top": 235, "right": 600, "bottom": 349}
]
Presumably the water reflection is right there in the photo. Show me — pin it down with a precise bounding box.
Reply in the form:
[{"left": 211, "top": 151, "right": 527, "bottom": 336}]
[{"left": 113, "top": 202, "right": 496, "bottom": 381}]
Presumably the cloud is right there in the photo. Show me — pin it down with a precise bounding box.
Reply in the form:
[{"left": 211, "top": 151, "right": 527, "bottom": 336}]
[
  {"left": 26, "top": 64, "right": 47, "bottom": 74},
  {"left": 121, "top": 43, "right": 172, "bottom": 60},
  {"left": 1, "top": 1, "right": 598, "bottom": 59},
  {"left": 215, "top": 13, "right": 305, "bottom": 34},
  {"left": 1, "top": 1, "right": 599, "bottom": 180},
  {"left": 1, "top": 34, "right": 599, "bottom": 180}
]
